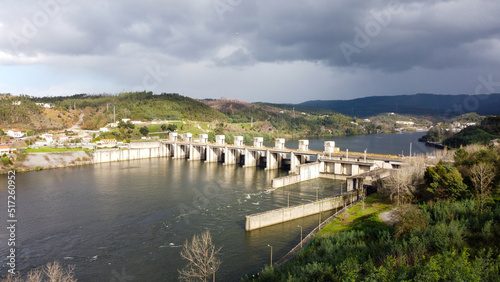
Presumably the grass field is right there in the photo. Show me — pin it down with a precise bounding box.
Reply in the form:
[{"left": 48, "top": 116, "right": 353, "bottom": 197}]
[{"left": 317, "top": 193, "right": 394, "bottom": 236}]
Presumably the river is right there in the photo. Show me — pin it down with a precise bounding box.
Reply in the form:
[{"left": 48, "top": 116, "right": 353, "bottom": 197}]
[{"left": 0, "top": 132, "right": 434, "bottom": 281}]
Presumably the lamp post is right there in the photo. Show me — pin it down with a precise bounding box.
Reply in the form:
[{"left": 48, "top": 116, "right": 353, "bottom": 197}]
[
  {"left": 316, "top": 189, "right": 318, "bottom": 201},
  {"left": 267, "top": 244, "right": 273, "bottom": 266},
  {"left": 297, "top": 225, "right": 303, "bottom": 248},
  {"left": 287, "top": 192, "right": 290, "bottom": 208}
]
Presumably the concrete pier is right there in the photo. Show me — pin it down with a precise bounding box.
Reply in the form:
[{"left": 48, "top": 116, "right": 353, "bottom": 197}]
[{"left": 159, "top": 136, "right": 402, "bottom": 173}]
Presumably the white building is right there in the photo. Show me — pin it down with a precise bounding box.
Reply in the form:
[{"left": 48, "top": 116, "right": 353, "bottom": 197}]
[
  {"left": 81, "top": 136, "right": 92, "bottom": 143},
  {"left": 40, "top": 134, "right": 54, "bottom": 143},
  {"left": 396, "top": 121, "right": 415, "bottom": 126},
  {"left": 6, "top": 129, "right": 24, "bottom": 138},
  {"left": 57, "top": 135, "right": 70, "bottom": 143},
  {"left": 35, "top": 103, "right": 52, "bottom": 108},
  {"left": 0, "top": 146, "right": 15, "bottom": 154}
]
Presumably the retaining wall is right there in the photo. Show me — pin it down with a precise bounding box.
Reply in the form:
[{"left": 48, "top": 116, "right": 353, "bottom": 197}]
[
  {"left": 245, "top": 191, "right": 358, "bottom": 231},
  {"left": 93, "top": 146, "right": 167, "bottom": 164}
]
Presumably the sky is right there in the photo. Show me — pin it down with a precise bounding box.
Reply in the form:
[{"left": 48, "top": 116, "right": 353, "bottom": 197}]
[{"left": 1, "top": 0, "right": 500, "bottom": 103}]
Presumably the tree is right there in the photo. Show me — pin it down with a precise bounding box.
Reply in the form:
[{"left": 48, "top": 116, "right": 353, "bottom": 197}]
[
  {"left": 214, "top": 122, "right": 226, "bottom": 135},
  {"left": 384, "top": 166, "right": 422, "bottom": 206},
  {"left": 161, "top": 124, "right": 167, "bottom": 131},
  {"left": 179, "top": 230, "right": 222, "bottom": 282},
  {"left": 425, "top": 160, "right": 468, "bottom": 200},
  {"left": 118, "top": 120, "right": 135, "bottom": 139},
  {"left": 470, "top": 162, "right": 495, "bottom": 211},
  {"left": 167, "top": 124, "right": 177, "bottom": 131},
  {"left": 139, "top": 126, "right": 149, "bottom": 137},
  {"left": 4, "top": 261, "right": 76, "bottom": 282}
]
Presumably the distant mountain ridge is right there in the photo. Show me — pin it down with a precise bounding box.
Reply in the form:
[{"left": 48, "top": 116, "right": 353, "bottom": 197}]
[{"left": 299, "top": 93, "right": 500, "bottom": 118}]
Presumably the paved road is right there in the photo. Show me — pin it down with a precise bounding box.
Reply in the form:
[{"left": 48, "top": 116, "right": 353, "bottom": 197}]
[{"left": 68, "top": 111, "right": 84, "bottom": 131}]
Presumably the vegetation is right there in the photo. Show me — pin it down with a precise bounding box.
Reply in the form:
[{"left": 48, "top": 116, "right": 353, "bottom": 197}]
[
  {"left": 425, "top": 160, "right": 468, "bottom": 200},
  {"left": 0, "top": 94, "right": 79, "bottom": 132},
  {"left": 178, "top": 230, "right": 221, "bottom": 282},
  {"left": 298, "top": 93, "right": 500, "bottom": 118},
  {"left": 2, "top": 261, "right": 76, "bottom": 282},
  {"left": 254, "top": 198, "right": 500, "bottom": 281},
  {"left": 444, "top": 116, "right": 500, "bottom": 148},
  {"left": 252, "top": 144, "right": 500, "bottom": 281},
  {"left": 317, "top": 193, "right": 392, "bottom": 237}
]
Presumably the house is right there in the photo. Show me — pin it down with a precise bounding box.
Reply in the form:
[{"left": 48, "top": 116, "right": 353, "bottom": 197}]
[
  {"left": 97, "top": 139, "right": 117, "bottom": 146},
  {"left": 81, "top": 136, "right": 92, "bottom": 143},
  {"left": 35, "top": 103, "right": 52, "bottom": 108},
  {"left": 0, "top": 146, "right": 13, "bottom": 154},
  {"left": 6, "top": 129, "right": 24, "bottom": 138},
  {"left": 11, "top": 101, "right": 21, "bottom": 106},
  {"left": 99, "top": 127, "right": 110, "bottom": 132},
  {"left": 396, "top": 121, "right": 415, "bottom": 126},
  {"left": 40, "top": 134, "right": 53, "bottom": 143},
  {"left": 57, "top": 135, "right": 70, "bottom": 143}
]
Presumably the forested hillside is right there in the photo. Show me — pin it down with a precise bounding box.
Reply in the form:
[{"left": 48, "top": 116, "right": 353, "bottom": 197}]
[
  {"left": 35, "top": 92, "right": 228, "bottom": 130},
  {"left": 300, "top": 93, "right": 500, "bottom": 118},
  {"left": 444, "top": 116, "right": 500, "bottom": 147},
  {"left": 0, "top": 94, "right": 79, "bottom": 132},
  {"left": 25, "top": 92, "right": 371, "bottom": 138}
]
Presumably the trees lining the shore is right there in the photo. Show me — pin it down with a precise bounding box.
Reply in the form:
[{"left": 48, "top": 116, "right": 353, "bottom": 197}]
[{"left": 250, "top": 144, "right": 500, "bottom": 280}]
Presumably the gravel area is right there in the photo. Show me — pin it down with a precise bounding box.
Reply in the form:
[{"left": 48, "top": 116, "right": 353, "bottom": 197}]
[{"left": 379, "top": 209, "right": 398, "bottom": 226}]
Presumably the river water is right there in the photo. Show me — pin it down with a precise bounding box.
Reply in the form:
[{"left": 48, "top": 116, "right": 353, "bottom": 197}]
[{"left": 0, "top": 132, "right": 434, "bottom": 281}]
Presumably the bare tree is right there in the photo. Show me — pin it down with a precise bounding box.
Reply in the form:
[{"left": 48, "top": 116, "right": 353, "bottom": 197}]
[
  {"left": 470, "top": 162, "right": 495, "bottom": 211},
  {"left": 179, "top": 230, "right": 222, "bottom": 282},
  {"left": 385, "top": 169, "right": 411, "bottom": 206},
  {"left": 2, "top": 261, "right": 75, "bottom": 282},
  {"left": 384, "top": 163, "right": 424, "bottom": 206}
]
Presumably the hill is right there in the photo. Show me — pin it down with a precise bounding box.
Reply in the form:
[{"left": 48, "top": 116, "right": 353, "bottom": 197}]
[
  {"left": 201, "top": 99, "right": 280, "bottom": 123},
  {"left": 0, "top": 94, "right": 79, "bottom": 133},
  {"left": 299, "top": 93, "right": 500, "bottom": 118},
  {"left": 35, "top": 92, "right": 228, "bottom": 130},
  {"left": 444, "top": 115, "right": 500, "bottom": 147}
]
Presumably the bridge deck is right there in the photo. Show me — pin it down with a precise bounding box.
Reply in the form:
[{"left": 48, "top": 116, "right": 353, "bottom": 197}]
[{"left": 159, "top": 140, "right": 402, "bottom": 162}]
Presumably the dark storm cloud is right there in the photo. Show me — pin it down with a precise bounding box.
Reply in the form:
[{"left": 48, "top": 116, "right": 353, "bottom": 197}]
[
  {"left": 1, "top": 0, "right": 499, "bottom": 101},
  {"left": 2, "top": 0, "right": 499, "bottom": 70},
  {"left": 218, "top": 0, "right": 500, "bottom": 71}
]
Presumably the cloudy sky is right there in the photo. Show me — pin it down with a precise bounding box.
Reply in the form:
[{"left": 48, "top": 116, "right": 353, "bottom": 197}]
[{"left": 1, "top": 0, "right": 500, "bottom": 103}]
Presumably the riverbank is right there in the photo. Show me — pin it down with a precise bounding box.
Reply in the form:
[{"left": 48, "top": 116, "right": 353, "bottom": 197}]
[{"left": 251, "top": 193, "right": 395, "bottom": 280}]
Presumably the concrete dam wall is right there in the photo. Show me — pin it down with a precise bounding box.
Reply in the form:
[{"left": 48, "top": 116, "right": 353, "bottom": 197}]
[
  {"left": 93, "top": 146, "right": 167, "bottom": 164},
  {"left": 271, "top": 162, "right": 320, "bottom": 188},
  {"left": 245, "top": 191, "right": 358, "bottom": 231}
]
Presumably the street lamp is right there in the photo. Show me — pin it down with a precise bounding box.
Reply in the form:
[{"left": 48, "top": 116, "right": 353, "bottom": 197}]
[
  {"left": 210, "top": 267, "right": 215, "bottom": 282},
  {"left": 287, "top": 192, "right": 290, "bottom": 208},
  {"left": 297, "top": 225, "right": 303, "bottom": 248},
  {"left": 267, "top": 244, "right": 273, "bottom": 266}
]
